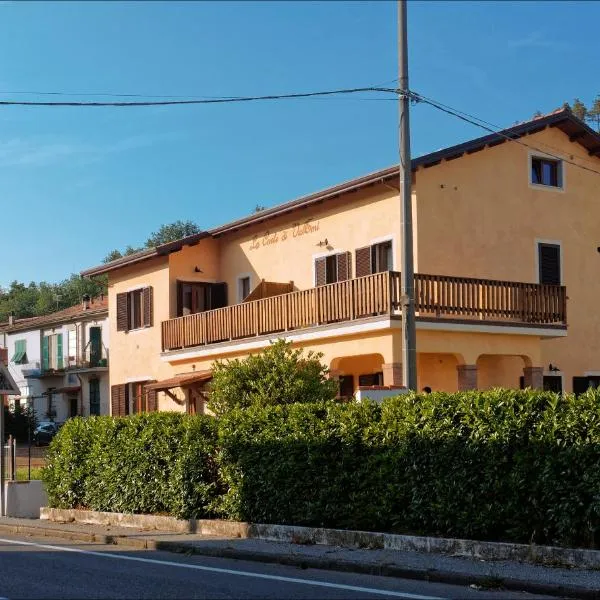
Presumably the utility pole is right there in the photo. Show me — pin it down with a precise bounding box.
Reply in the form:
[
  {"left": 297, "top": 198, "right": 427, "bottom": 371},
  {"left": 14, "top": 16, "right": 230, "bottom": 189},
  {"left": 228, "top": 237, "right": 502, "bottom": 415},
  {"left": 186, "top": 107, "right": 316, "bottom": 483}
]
[{"left": 398, "top": 0, "right": 417, "bottom": 390}]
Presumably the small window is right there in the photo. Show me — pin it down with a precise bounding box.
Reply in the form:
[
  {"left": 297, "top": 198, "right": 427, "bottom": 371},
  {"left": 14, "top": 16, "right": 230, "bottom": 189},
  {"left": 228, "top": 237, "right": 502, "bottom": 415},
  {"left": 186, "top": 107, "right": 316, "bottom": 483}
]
[
  {"left": 538, "top": 243, "right": 561, "bottom": 285},
  {"left": 371, "top": 241, "right": 393, "bottom": 273},
  {"left": 543, "top": 375, "right": 562, "bottom": 393},
  {"left": 531, "top": 157, "right": 561, "bottom": 188},
  {"left": 239, "top": 276, "right": 251, "bottom": 302}
]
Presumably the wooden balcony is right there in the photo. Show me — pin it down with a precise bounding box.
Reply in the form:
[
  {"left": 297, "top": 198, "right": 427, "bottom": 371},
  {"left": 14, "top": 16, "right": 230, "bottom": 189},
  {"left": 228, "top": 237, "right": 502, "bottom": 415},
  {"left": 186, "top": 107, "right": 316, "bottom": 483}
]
[{"left": 161, "top": 271, "right": 567, "bottom": 352}]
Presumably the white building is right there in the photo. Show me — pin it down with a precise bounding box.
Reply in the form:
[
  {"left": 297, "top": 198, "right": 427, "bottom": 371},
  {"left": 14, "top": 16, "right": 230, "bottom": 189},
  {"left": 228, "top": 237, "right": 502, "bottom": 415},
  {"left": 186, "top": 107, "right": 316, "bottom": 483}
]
[{"left": 0, "top": 296, "right": 110, "bottom": 423}]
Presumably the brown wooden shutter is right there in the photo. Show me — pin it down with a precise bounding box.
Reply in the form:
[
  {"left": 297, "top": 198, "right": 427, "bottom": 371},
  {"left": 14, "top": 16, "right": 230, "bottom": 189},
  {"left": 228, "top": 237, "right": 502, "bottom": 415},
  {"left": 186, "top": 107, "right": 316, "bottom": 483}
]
[
  {"left": 336, "top": 252, "right": 351, "bottom": 281},
  {"left": 116, "top": 293, "right": 129, "bottom": 332},
  {"left": 355, "top": 246, "right": 372, "bottom": 278},
  {"left": 315, "top": 257, "right": 326, "bottom": 287},
  {"left": 111, "top": 384, "right": 127, "bottom": 417},
  {"left": 143, "top": 286, "right": 153, "bottom": 328},
  {"left": 146, "top": 384, "right": 158, "bottom": 412}
]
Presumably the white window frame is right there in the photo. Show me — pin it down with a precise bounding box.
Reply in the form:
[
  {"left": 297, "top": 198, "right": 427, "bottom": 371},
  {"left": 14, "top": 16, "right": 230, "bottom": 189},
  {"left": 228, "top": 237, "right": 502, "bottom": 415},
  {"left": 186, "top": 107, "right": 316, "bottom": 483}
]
[
  {"left": 312, "top": 250, "right": 347, "bottom": 286},
  {"left": 237, "top": 273, "right": 252, "bottom": 303},
  {"left": 534, "top": 238, "right": 563, "bottom": 285},
  {"left": 368, "top": 235, "right": 396, "bottom": 272},
  {"left": 528, "top": 150, "right": 565, "bottom": 192}
]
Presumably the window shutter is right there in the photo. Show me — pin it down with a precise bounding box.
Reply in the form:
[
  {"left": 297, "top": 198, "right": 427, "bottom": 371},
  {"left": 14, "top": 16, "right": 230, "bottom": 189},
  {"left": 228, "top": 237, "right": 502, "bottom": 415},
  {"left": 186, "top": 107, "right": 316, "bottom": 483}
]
[
  {"left": 56, "top": 334, "right": 63, "bottom": 369},
  {"left": 336, "top": 252, "right": 352, "bottom": 282},
  {"left": 355, "top": 246, "right": 372, "bottom": 278},
  {"left": 315, "top": 257, "right": 326, "bottom": 287},
  {"left": 116, "top": 293, "right": 129, "bottom": 331},
  {"left": 143, "top": 287, "right": 154, "bottom": 328},
  {"left": 177, "top": 281, "right": 183, "bottom": 317},
  {"left": 573, "top": 376, "right": 589, "bottom": 396},
  {"left": 111, "top": 384, "right": 127, "bottom": 416},
  {"left": 42, "top": 336, "right": 49, "bottom": 371},
  {"left": 146, "top": 385, "right": 158, "bottom": 412},
  {"left": 211, "top": 282, "right": 228, "bottom": 309},
  {"left": 538, "top": 244, "right": 561, "bottom": 285}
]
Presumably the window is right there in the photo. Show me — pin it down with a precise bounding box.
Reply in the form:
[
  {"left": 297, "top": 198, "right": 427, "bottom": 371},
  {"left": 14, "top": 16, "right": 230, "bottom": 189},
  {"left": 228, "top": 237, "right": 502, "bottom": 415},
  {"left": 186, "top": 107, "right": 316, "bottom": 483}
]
[
  {"left": 42, "top": 334, "right": 63, "bottom": 371},
  {"left": 314, "top": 252, "right": 351, "bottom": 286},
  {"left": 371, "top": 241, "right": 393, "bottom": 273},
  {"left": 89, "top": 379, "right": 100, "bottom": 416},
  {"left": 11, "top": 339, "right": 27, "bottom": 364},
  {"left": 116, "top": 287, "right": 153, "bottom": 332},
  {"left": 88, "top": 327, "right": 102, "bottom": 367},
  {"left": 238, "top": 276, "right": 251, "bottom": 302},
  {"left": 531, "top": 156, "right": 562, "bottom": 188},
  {"left": 538, "top": 243, "right": 561, "bottom": 285},
  {"left": 543, "top": 375, "right": 562, "bottom": 393},
  {"left": 176, "top": 282, "right": 227, "bottom": 317},
  {"left": 67, "top": 329, "right": 77, "bottom": 367},
  {"left": 325, "top": 255, "right": 338, "bottom": 284},
  {"left": 355, "top": 240, "right": 394, "bottom": 278},
  {"left": 358, "top": 372, "right": 383, "bottom": 386}
]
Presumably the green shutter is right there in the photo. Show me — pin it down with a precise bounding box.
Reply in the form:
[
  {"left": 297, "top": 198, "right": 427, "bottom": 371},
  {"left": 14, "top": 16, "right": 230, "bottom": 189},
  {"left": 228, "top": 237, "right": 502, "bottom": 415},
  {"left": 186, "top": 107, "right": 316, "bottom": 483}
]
[
  {"left": 11, "top": 340, "right": 26, "bottom": 363},
  {"left": 56, "top": 334, "right": 63, "bottom": 369},
  {"left": 89, "top": 327, "right": 101, "bottom": 367},
  {"left": 42, "top": 336, "right": 49, "bottom": 371}
]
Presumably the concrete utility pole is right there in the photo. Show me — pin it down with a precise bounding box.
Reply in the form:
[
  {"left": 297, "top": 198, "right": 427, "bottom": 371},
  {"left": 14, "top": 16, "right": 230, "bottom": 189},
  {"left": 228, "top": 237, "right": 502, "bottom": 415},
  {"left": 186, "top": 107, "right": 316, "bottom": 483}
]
[{"left": 398, "top": 0, "right": 417, "bottom": 390}]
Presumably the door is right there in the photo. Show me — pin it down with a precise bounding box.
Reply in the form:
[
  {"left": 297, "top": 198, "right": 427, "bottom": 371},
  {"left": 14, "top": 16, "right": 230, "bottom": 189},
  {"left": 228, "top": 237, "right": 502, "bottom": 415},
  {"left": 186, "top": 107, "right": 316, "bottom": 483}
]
[
  {"left": 69, "top": 397, "right": 78, "bottom": 418},
  {"left": 89, "top": 327, "right": 102, "bottom": 367}
]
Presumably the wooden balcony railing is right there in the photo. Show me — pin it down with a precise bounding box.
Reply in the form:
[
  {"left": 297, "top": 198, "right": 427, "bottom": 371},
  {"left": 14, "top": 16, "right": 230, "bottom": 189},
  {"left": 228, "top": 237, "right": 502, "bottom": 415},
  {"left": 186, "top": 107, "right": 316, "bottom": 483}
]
[{"left": 161, "top": 271, "right": 567, "bottom": 352}]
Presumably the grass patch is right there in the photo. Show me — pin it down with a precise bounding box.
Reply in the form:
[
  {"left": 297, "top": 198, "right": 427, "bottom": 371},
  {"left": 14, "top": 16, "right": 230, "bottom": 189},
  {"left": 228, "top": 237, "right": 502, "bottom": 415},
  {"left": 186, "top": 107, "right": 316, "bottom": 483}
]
[{"left": 16, "top": 467, "right": 43, "bottom": 481}]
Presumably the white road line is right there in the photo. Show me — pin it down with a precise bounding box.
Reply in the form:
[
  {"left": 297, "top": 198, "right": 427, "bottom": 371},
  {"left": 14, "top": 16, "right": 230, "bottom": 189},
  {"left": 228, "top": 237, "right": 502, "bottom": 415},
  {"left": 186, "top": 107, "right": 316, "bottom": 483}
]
[{"left": 0, "top": 537, "right": 444, "bottom": 600}]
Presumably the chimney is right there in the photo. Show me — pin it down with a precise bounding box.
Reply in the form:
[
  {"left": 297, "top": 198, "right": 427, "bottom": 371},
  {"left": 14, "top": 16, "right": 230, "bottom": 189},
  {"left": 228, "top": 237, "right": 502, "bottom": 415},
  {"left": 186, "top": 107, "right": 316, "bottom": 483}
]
[
  {"left": 8, "top": 313, "right": 14, "bottom": 326},
  {"left": 82, "top": 294, "right": 91, "bottom": 311}
]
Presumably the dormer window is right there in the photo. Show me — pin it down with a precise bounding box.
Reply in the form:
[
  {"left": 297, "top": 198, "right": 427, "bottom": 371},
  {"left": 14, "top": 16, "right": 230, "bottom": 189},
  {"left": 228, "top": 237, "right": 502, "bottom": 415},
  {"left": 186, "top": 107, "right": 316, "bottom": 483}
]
[{"left": 531, "top": 156, "right": 562, "bottom": 188}]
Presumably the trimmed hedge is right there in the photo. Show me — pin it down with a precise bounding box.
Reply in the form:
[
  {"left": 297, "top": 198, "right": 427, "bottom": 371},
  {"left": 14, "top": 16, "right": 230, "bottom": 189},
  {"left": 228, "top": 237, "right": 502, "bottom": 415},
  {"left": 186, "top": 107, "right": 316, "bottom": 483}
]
[
  {"left": 44, "top": 390, "right": 600, "bottom": 548},
  {"left": 43, "top": 413, "right": 220, "bottom": 519}
]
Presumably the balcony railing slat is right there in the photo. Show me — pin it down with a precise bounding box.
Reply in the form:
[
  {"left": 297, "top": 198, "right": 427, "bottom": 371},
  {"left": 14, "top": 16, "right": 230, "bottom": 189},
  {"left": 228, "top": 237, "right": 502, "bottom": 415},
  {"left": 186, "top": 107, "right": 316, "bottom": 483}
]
[{"left": 161, "top": 271, "right": 568, "bottom": 351}]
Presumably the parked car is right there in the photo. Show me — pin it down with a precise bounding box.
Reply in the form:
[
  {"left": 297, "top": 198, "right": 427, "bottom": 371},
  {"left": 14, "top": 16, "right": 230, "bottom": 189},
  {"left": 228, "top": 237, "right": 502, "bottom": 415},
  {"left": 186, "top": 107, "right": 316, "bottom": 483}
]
[{"left": 33, "top": 422, "right": 60, "bottom": 446}]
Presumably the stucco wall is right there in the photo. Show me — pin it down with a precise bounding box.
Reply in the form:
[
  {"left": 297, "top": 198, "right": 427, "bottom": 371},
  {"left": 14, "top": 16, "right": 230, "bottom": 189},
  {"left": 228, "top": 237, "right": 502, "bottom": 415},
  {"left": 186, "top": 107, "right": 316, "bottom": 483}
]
[
  {"left": 108, "top": 257, "right": 173, "bottom": 390},
  {"left": 218, "top": 186, "right": 405, "bottom": 303},
  {"left": 414, "top": 127, "right": 600, "bottom": 390}
]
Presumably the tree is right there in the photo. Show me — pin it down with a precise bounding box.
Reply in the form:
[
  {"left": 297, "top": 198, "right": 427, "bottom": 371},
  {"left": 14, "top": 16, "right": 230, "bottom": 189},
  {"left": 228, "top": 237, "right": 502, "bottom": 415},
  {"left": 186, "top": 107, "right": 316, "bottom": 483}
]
[
  {"left": 572, "top": 98, "right": 588, "bottom": 121},
  {"left": 207, "top": 339, "right": 338, "bottom": 417},
  {"left": 532, "top": 110, "right": 542, "bottom": 118},
  {"left": 145, "top": 220, "right": 200, "bottom": 247},
  {"left": 254, "top": 204, "right": 266, "bottom": 213},
  {"left": 587, "top": 95, "right": 600, "bottom": 132}
]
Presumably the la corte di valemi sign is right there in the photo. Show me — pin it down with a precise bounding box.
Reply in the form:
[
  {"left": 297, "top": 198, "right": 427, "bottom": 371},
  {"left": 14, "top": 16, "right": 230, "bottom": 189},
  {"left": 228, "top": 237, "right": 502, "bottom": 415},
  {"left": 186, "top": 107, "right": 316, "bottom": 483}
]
[{"left": 249, "top": 220, "right": 320, "bottom": 251}]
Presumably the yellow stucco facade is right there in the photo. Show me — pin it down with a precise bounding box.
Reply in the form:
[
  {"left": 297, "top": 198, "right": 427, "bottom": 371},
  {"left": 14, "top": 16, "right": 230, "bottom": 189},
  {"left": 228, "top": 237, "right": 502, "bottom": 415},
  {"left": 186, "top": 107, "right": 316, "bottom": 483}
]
[{"left": 97, "top": 110, "right": 599, "bottom": 413}]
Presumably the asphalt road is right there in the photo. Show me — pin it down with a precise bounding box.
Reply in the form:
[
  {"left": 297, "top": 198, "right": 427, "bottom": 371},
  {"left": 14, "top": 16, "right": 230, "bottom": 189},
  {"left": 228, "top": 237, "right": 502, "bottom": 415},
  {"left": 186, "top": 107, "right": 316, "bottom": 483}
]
[{"left": 0, "top": 533, "right": 553, "bottom": 600}]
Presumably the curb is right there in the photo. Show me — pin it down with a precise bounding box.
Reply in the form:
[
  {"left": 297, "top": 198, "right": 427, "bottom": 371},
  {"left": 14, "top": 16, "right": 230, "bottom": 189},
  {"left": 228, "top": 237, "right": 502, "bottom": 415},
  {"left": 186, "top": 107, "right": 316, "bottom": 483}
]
[{"left": 153, "top": 541, "right": 600, "bottom": 600}]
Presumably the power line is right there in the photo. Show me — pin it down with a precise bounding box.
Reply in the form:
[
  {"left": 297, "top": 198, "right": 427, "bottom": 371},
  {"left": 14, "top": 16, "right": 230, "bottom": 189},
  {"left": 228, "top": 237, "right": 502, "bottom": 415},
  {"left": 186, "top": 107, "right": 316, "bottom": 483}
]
[
  {"left": 0, "top": 86, "right": 398, "bottom": 107},
  {"left": 411, "top": 91, "right": 600, "bottom": 170},
  {"left": 409, "top": 90, "right": 600, "bottom": 179}
]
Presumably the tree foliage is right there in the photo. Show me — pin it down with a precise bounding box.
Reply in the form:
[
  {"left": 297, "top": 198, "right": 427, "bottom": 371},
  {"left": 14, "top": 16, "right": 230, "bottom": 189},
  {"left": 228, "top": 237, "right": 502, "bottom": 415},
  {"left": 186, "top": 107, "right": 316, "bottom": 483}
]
[
  {"left": 207, "top": 339, "right": 338, "bottom": 417},
  {"left": 0, "top": 220, "right": 197, "bottom": 321},
  {"left": 103, "top": 220, "right": 200, "bottom": 263}
]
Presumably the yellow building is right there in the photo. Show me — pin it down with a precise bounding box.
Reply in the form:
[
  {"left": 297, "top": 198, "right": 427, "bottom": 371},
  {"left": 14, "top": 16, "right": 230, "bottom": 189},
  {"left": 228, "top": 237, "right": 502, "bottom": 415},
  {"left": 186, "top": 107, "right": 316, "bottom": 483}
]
[{"left": 82, "top": 108, "right": 600, "bottom": 415}]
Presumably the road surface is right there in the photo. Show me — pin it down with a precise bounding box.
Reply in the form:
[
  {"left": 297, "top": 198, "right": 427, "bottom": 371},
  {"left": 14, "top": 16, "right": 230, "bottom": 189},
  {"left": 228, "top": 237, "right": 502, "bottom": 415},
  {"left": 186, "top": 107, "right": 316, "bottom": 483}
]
[{"left": 0, "top": 533, "right": 552, "bottom": 599}]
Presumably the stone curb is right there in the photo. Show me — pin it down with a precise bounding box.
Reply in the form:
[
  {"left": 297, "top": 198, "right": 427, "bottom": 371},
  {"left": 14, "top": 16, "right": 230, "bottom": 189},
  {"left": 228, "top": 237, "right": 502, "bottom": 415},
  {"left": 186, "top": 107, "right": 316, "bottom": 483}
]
[{"left": 41, "top": 507, "right": 600, "bottom": 570}]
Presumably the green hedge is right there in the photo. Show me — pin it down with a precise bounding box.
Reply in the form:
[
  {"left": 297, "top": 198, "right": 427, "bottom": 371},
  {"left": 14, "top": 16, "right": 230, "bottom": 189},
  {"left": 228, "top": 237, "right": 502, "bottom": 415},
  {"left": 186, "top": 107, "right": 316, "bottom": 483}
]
[
  {"left": 44, "top": 390, "right": 600, "bottom": 548},
  {"left": 43, "top": 413, "right": 220, "bottom": 519}
]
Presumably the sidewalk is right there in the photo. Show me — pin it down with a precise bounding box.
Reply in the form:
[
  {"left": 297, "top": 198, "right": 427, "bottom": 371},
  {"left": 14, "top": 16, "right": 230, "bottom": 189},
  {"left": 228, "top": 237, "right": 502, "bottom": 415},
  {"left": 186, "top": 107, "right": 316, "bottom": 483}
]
[{"left": 0, "top": 517, "right": 598, "bottom": 599}]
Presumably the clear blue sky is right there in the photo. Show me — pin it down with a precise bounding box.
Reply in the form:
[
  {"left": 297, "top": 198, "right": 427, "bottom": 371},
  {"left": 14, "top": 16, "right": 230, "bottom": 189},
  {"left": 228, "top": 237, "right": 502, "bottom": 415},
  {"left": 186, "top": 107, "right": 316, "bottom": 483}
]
[{"left": 0, "top": 1, "right": 597, "bottom": 286}]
